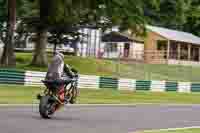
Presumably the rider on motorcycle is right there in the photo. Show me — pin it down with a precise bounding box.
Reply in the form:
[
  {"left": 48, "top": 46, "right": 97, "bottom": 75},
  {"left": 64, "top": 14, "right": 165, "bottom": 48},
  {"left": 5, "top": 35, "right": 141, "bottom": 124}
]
[
  {"left": 45, "top": 51, "right": 75, "bottom": 81},
  {"left": 45, "top": 51, "right": 77, "bottom": 104},
  {"left": 37, "top": 51, "right": 78, "bottom": 118}
]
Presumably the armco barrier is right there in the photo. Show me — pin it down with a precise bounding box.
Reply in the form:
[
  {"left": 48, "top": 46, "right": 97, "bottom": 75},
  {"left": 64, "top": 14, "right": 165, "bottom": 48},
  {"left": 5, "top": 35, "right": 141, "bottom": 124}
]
[{"left": 1, "top": 69, "right": 200, "bottom": 93}]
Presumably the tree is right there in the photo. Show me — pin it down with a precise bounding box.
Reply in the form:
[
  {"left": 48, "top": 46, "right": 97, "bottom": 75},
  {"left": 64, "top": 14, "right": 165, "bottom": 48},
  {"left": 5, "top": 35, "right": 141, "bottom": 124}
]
[
  {"left": 28, "top": 0, "right": 48, "bottom": 66},
  {"left": 144, "top": 0, "right": 200, "bottom": 36},
  {"left": 28, "top": 16, "right": 49, "bottom": 67},
  {"left": 0, "top": 0, "right": 7, "bottom": 45},
  {"left": 144, "top": 0, "right": 191, "bottom": 30},
  {"left": 27, "top": 0, "right": 151, "bottom": 66},
  {"left": 0, "top": 0, "right": 35, "bottom": 66},
  {"left": 31, "top": 27, "right": 48, "bottom": 66},
  {"left": 10, "top": 0, "right": 47, "bottom": 67},
  {"left": 47, "top": 25, "right": 83, "bottom": 55},
  {"left": 183, "top": 0, "right": 200, "bottom": 36},
  {"left": 31, "top": 0, "right": 152, "bottom": 66},
  {"left": 0, "top": 0, "right": 16, "bottom": 67}
]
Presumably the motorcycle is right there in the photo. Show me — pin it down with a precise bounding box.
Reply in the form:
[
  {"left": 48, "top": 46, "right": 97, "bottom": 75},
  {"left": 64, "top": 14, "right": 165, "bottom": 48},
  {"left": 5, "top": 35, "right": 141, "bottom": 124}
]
[{"left": 37, "top": 69, "right": 79, "bottom": 119}]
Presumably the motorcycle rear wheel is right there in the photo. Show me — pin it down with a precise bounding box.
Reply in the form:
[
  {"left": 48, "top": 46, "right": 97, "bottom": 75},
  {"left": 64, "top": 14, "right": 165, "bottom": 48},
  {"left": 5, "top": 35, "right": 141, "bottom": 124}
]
[{"left": 39, "top": 96, "right": 55, "bottom": 119}]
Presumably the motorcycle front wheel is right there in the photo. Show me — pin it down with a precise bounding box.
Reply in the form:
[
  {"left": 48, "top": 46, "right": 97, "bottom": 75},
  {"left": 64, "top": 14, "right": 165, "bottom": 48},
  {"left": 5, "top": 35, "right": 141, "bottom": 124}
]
[{"left": 69, "top": 87, "right": 79, "bottom": 104}]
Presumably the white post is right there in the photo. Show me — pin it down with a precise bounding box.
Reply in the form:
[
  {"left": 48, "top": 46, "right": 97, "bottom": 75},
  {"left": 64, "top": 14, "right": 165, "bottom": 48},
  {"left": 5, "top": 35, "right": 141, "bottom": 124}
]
[
  {"left": 199, "top": 47, "right": 200, "bottom": 62},
  {"left": 167, "top": 40, "right": 170, "bottom": 64},
  {"left": 188, "top": 44, "right": 191, "bottom": 61},
  {"left": 178, "top": 43, "right": 181, "bottom": 60}
]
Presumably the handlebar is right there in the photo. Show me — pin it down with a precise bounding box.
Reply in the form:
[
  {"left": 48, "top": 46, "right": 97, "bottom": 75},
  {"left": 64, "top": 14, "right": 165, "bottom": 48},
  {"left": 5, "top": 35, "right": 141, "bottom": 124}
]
[{"left": 71, "top": 68, "right": 78, "bottom": 74}]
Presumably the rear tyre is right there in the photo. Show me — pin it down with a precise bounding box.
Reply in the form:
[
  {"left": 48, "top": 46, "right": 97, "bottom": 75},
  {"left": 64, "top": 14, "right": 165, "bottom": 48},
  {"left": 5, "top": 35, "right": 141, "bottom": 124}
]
[{"left": 39, "top": 96, "right": 54, "bottom": 119}]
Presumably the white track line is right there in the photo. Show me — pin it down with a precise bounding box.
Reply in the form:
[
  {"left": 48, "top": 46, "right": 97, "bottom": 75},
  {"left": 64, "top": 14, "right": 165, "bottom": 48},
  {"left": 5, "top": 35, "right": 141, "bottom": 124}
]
[{"left": 135, "top": 126, "right": 200, "bottom": 133}]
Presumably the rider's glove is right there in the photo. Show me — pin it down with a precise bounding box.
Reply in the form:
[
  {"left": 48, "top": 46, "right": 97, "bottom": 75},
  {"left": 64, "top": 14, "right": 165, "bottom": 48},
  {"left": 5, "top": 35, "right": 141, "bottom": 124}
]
[{"left": 63, "top": 64, "right": 75, "bottom": 78}]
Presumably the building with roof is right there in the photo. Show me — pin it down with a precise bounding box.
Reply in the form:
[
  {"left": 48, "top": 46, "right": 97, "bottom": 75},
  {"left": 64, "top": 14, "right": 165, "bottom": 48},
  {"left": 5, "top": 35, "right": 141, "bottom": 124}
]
[
  {"left": 76, "top": 29, "right": 144, "bottom": 59},
  {"left": 144, "top": 25, "right": 200, "bottom": 65},
  {"left": 101, "top": 31, "right": 143, "bottom": 59}
]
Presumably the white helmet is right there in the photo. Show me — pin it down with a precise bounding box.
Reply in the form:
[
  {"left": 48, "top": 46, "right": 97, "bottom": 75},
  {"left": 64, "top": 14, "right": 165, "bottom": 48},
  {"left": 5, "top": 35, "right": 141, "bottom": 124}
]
[{"left": 55, "top": 51, "right": 64, "bottom": 60}]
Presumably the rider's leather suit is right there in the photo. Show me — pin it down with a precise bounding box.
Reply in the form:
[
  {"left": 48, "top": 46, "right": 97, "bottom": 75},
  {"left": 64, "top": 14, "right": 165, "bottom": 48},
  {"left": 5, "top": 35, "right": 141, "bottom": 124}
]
[{"left": 45, "top": 52, "right": 74, "bottom": 81}]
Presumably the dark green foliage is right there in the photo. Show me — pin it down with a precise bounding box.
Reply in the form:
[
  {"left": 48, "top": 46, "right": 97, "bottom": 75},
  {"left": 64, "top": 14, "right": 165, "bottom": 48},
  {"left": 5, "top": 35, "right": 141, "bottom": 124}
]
[
  {"left": 183, "top": 0, "right": 200, "bottom": 36},
  {"left": 40, "top": 0, "right": 150, "bottom": 35},
  {"left": 0, "top": 0, "right": 7, "bottom": 22},
  {"left": 0, "top": 0, "right": 7, "bottom": 43},
  {"left": 0, "top": 0, "right": 200, "bottom": 67},
  {"left": 145, "top": 0, "right": 200, "bottom": 36}
]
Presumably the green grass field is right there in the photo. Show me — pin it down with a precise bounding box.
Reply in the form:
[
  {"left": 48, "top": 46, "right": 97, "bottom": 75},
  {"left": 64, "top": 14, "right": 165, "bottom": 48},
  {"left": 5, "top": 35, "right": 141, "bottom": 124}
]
[
  {"left": 1, "top": 84, "right": 200, "bottom": 104},
  {"left": 140, "top": 128, "right": 200, "bottom": 133},
  {"left": 13, "top": 52, "right": 200, "bottom": 82},
  {"left": 1, "top": 52, "right": 200, "bottom": 82},
  {"left": 14, "top": 52, "right": 118, "bottom": 77}
]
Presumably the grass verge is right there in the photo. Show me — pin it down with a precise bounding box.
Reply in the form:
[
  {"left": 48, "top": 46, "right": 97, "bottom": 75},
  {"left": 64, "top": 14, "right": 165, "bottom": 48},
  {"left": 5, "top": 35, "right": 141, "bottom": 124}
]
[
  {"left": 14, "top": 52, "right": 200, "bottom": 82},
  {"left": 1, "top": 84, "right": 200, "bottom": 104}
]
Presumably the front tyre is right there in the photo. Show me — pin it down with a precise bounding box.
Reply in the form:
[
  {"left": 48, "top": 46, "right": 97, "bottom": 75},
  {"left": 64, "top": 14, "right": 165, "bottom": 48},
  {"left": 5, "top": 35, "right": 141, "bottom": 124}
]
[
  {"left": 39, "top": 96, "right": 54, "bottom": 119},
  {"left": 69, "top": 87, "right": 79, "bottom": 104}
]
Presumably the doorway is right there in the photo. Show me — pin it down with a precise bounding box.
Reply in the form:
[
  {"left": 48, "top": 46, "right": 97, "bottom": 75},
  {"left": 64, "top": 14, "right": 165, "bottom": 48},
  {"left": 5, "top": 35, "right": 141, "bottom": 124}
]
[{"left": 124, "top": 43, "right": 130, "bottom": 58}]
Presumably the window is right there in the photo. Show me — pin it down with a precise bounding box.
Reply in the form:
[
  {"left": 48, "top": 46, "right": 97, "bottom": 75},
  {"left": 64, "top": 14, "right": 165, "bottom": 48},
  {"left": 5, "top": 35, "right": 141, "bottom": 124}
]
[
  {"left": 191, "top": 46, "right": 199, "bottom": 61},
  {"left": 170, "top": 41, "right": 178, "bottom": 59},
  {"left": 105, "top": 43, "right": 118, "bottom": 52},
  {"left": 124, "top": 43, "right": 130, "bottom": 57},
  {"left": 157, "top": 40, "right": 167, "bottom": 51},
  {"left": 157, "top": 40, "right": 167, "bottom": 59},
  {"left": 180, "top": 44, "right": 188, "bottom": 60}
]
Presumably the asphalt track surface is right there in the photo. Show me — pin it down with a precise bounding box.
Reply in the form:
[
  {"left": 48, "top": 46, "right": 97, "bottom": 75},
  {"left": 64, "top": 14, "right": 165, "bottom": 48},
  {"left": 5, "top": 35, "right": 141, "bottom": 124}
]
[{"left": 1, "top": 105, "right": 200, "bottom": 133}]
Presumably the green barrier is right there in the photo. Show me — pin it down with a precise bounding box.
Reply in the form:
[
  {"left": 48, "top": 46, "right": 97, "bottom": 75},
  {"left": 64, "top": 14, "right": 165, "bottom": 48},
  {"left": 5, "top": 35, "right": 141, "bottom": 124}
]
[
  {"left": 0, "top": 75, "right": 25, "bottom": 79},
  {"left": 0, "top": 69, "right": 25, "bottom": 74},
  {"left": 1, "top": 69, "right": 200, "bottom": 93},
  {"left": 99, "top": 77, "right": 118, "bottom": 89},
  {"left": 165, "top": 82, "right": 178, "bottom": 91},
  {"left": 136, "top": 80, "right": 151, "bottom": 91},
  {"left": 0, "top": 72, "right": 25, "bottom": 76},
  {"left": 191, "top": 83, "right": 200, "bottom": 92},
  {"left": 0, "top": 78, "right": 25, "bottom": 85},
  {"left": 0, "top": 81, "right": 24, "bottom": 85},
  {"left": 0, "top": 78, "right": 25, "bottom": 81},
  {"left": 0, "top": 69, "right": 25, "bottom": 85}
]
